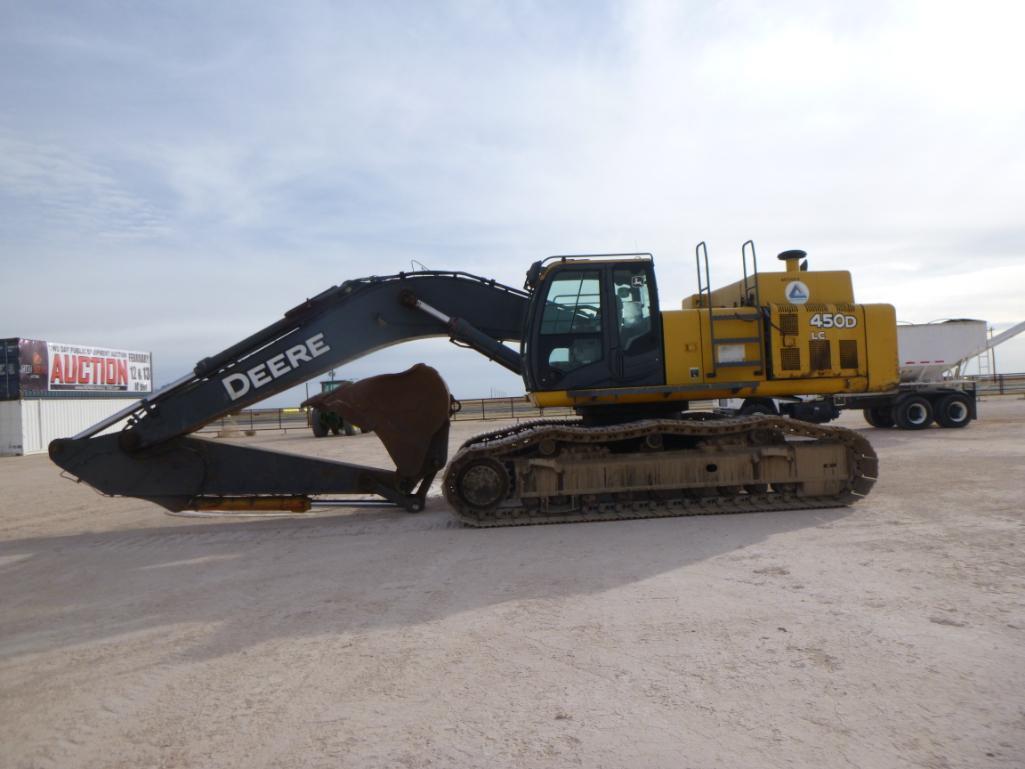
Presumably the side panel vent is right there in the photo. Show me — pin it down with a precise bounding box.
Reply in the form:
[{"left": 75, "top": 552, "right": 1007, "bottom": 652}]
[
  {"left": 779, "top": 313, "right": 799, "bottom": 335},
  {"left": 839, "top": 339, "right": 859, "bottom": 369},
  {"left": 809, "top": 340, "right": 832, "bottom": 371},
  {"left": 780, "top": 347, "right": 801, "bottom": 371}
]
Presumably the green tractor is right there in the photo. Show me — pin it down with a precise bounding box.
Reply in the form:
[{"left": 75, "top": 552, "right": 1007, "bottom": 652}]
[{"left": 302, "top": 380, "right": 360, "bottom": 437}]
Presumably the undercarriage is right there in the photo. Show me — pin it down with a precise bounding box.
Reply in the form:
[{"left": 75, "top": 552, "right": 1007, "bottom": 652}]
[{"left": 444, "top": 416, "right": 877, "bottom": 527}]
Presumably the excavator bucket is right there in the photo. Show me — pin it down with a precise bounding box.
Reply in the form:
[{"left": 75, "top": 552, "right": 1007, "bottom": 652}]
[{"left": 303, "top": 363, "right": 453, "bottom": 479}]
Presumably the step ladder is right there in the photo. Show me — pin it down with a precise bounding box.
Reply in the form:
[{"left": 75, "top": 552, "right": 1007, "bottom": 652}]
[
  {"left": 694, "top": 241, "right": 766, "bottom": 378},
  {"left": 740, "top": 240, "right": 768, "bottom": 373},
  {"left": 960, "top": 326, "right": 995, "bottom": 379}
]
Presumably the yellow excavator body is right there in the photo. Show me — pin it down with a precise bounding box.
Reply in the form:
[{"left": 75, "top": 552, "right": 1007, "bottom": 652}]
[{"left": 529, "top": 251, "right": 899, "bottom": 409}]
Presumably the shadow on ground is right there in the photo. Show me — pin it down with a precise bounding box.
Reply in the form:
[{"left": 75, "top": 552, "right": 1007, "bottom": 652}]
[{"left": 0, "top": 498, "right": 851, "bottom": 661}]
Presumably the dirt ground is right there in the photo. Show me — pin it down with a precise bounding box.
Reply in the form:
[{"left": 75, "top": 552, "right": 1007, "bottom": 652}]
[{"left": 1, "top": 399, "right": 1023, "bottom": 769}]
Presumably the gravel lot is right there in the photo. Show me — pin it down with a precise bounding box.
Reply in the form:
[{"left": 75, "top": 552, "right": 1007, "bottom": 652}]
[{"left": 1, "top": 398, "right": 1023, "bottom": 768}]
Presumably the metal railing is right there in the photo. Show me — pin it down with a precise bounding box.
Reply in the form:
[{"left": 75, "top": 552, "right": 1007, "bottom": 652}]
[
  {"left": 195, "top": 398, "right": 577, "bottom": 435},
  {"left": 192, "top": 399, "right": 567, "bottom": 435},
  {"left": 195, "top": 395, "right": 717, "bottom": 435},
  {"left": 196, "top": 408, "right": 310, "bottom": 435},
  {"left": 195, "top": 374, "right": 1025, "bottom": 436},
  {"left": 453, "top": 396, "right": 572, "bottom": 422},
  {"left": 451, "top": 395, "right": 715, "bottom": 421},
  {"left": 970, "top": 372, "right": 1025, "bottom": 396}
]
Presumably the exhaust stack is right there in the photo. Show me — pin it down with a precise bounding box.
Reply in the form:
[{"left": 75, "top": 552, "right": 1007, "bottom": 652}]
[{"left": 778, "top": 249, "right": 807, "bottom": 273}]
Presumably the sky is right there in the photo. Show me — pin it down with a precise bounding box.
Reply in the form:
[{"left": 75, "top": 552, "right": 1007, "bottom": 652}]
[{"left": 2, "top": 0, "right": 1024, "bottom": 407}]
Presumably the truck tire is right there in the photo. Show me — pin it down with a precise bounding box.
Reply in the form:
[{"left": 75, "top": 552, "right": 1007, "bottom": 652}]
[
  {"left": 893, "top": 395, "right": 933, "bottom": 430},
  {"left": 740, "top": 400, "right": 776, "bottom": 416},
  {"left": 934, "top": 392, "right": 972, "bottom": 428},
  {"left": 343, "top": 421, "right": 357, "bottom": 436},
  {"left": 863, "top": 407, "right": 895, "bottom": 428},
  {"left": 311, "top": 408, "right": 329, "bottom": 438}
]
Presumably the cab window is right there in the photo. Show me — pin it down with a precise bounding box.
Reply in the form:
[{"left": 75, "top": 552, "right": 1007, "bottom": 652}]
[
  {"left": 540, "top": 271, "right": 602, "bottom": 335},
  {"left": 613, "top": 267, "right": 653, "bottom": 352},
  {"left": 539, "top": 270, "right": 603, "bottom": 374}
]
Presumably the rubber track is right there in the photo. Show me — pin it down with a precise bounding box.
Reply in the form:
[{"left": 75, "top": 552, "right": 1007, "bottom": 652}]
[
  {"left": 443, "top": 416, "right": 878, "bottom": 528},
  {"left": 454, "top": 418, "right": 579, "bottom": 451}
]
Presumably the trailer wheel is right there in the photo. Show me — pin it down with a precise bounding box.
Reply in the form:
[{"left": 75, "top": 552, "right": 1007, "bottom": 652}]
[
  {"left": 862, "top": 407, "right": 895, "bottom": 428},
  {"left": 311, "top": 408, "right": 329, "bottom": 438},
  {"left": 893, "top": 395, "right": 933, "bottom": 430},
  {"left": 934, "top": 392, "right": 972, "bottom": 428}
]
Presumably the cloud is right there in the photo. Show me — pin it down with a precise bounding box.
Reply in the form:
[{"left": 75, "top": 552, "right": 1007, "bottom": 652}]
[
  {"left": 0, "top": 133, "right": 169, "bottom": 240},
  {"left": 1, "top": 0, "right": 1024, "bottom": 401}
]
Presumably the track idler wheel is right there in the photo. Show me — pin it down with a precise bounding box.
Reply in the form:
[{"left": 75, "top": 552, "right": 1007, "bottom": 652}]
[{"left": 450, "top": 457, "right": 509, "bottom": 511}]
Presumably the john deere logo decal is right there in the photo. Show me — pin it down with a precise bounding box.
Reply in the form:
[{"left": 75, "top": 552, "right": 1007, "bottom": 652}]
[{"left": 785, "top": 280, "right": 810, "bottom": 304}]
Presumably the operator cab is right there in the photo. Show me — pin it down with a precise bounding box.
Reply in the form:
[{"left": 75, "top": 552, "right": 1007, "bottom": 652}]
[{"left": 522, "top": 254, "right": 665, "bottom": 392}]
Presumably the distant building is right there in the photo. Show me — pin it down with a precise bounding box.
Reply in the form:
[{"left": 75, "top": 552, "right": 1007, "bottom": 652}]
[{"left": 1, "top": 338, "right": 152, "bottom": 456}]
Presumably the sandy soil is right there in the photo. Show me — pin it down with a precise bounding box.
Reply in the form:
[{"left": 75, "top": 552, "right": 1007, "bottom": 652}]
[{"left": 1, "top": 399, "right": 1023, "bottom": 768}]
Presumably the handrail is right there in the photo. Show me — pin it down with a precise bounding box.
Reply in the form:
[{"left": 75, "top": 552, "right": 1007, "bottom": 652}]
[
  {"left": 741, "top": 240, "right": 760, "bottom": 307},
  {"left": 540, "top": 252, "right": 654, "bottom": 267},
  {"left": 694, "top": 242, "right": 717, "bottom": 376}
]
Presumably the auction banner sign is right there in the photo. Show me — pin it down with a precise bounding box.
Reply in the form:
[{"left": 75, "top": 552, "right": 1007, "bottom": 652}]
[{"left": 17, "top": 339, "right": 152, "bottom": 394}]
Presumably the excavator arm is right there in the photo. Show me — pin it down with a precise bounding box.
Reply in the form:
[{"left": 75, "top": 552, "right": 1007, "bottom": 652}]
[{"left": 49, "top": 271, "right": 529, "bottom": 513}]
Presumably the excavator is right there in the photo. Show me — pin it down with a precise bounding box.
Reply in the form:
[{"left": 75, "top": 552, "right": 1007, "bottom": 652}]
[{"left": 49, "top": 242, "right": 898, "bottom": 527}]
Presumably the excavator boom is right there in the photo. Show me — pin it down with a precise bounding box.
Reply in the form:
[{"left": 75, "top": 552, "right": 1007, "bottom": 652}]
[{"left": 50, "top": 271, "right": 528, "bottom": 512}]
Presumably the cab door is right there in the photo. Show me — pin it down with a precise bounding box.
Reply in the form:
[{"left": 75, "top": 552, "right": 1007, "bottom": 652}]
[
  {"left": 609, "top": 264, "right": 663, "bottom": 386},
  {"left": 526, "top": 262, "right": 664, "bottom": 391},
  {"left": 529, "top": 268, "right": 614, "bottom": 390}
]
